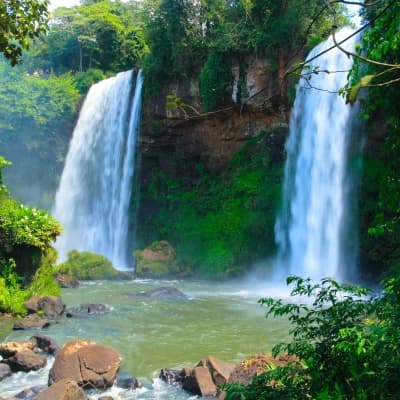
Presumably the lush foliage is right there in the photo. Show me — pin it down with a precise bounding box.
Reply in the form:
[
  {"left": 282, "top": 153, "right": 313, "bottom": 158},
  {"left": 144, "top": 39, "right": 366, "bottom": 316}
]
[
  {"left": 29, "top": 0, "right": 147, "bottom": 74},
  {"left": 226, "top": 274, "right": 400, "bottom": 399},
  {"left": 138, "top": 129, "right": 283, "bottom": 276},
  {"left": 58, "top": 250, "right": 121, "bottom": 280},
  {"left": 199, "top": 52, "right": 232, "bottom": 111},
  {"left": 0, "top": 0, "right": 48, "bottom": 65},
  {"left": 347, "top": 0, "right": 400, "bottom": 275},
  {"left": 142, "top": 0, "right": 346, "bottom": 106},
  {"left": 0, "top": 60, "right": 81, "bottom": 207},
  {"left": 0, "top": 159, "right": 61, "bottom": 315}
]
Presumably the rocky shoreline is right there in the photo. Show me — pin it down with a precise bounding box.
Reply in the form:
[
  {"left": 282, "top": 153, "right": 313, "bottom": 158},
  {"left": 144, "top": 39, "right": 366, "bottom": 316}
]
[
  {"left": 0, "top": 332, "right": 292, "bottom": 400},
  {"left": 0, "top": 282, "right": 284, "bottom": 399}
]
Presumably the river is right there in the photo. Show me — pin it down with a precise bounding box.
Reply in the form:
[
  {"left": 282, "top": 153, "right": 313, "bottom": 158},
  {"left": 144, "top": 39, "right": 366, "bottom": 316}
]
[{"left": 0, "top": 279, "right": 292, "bottom": 399}]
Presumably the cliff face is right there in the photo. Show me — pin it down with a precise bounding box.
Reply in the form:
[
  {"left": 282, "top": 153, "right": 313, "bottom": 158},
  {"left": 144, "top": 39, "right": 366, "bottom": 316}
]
[
  {"left": 136, "top": 56, "right": 289, "bottom": 267},
  {"left": 139, "top": 55, "right": 289, "bottom": 187}
]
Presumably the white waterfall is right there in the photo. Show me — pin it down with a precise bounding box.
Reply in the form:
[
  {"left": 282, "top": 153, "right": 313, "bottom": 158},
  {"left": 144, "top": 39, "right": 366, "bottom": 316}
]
[
  {"left": 275, "top": 28, "right": 359, "bottom": 281},
  {"left": 53, "top": 70, "right": 143, "bottom": 270}
]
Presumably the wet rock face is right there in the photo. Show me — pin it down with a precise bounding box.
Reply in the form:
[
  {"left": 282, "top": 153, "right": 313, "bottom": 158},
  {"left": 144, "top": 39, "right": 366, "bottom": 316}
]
[
  {"left": 13, "top": 314, "right": 50, "bottom": 330},
  {"left": 182, "top": 366, "right": 217, "bottom": 397},
  {"left": 0, "top": 363, "right": 11, "bottom": 381},
  {"left": 49, "top": 339, "right": 121, "bottom": 389},
  {"left": 36, "top": 379, "right": 87, "bottom": 400},
  {"left": 161, "top": 356, "right": 235, "bottom": 398},
  {"left": 55, "top": 274, "right": 80, "bottom": 288},
  {"left": 38, "top": 296, "right": 65, "bottom": 317},
  {"left": 4, "top": 349, "right": 47, "bottom": 372},
  {"left": 31, "top": 335, "right": 59, "bottom": 355},
  {"left": 0, "top": 341, "right": 35, "bottom": 358}
]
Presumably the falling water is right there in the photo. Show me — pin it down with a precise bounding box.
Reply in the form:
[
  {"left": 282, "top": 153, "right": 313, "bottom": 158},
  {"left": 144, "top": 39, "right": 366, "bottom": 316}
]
[
  {"left": 53, "top": 70, "right": 143, "bottom": 270},
  {"left": 275, "top": 28, "right": 360, "bottom": 281}
]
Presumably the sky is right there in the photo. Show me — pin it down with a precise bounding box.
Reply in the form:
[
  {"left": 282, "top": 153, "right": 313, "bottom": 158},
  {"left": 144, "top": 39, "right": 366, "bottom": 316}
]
[
  {"left": 49, "top": 0, "right": 81, "bottom": 10},
  {"left": 48, "top": 0, "right": 363, "bottom": 26}
]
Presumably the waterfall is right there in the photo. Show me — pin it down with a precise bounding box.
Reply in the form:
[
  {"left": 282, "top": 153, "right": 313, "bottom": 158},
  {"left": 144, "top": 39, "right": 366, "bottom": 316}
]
[
  {"left": 274, "top": 28, "right": 360, "bottom": 282},
  {"left": 53, "top": 70, "right": 143, "bottom": 270}
]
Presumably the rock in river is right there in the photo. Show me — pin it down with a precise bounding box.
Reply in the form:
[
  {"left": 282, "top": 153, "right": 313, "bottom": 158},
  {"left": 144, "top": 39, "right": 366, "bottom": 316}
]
[
  {"left": 49, "top": 339, "right": 121, "bottom": 389},
  {"left": 13, "top": 314, "right": 50, "bottom": 330},
  {"left": 136, "top": 287, "right": 187, "bottom": 300},
  {"left": 36, "top": 379, "right": 87, "bottom": 400},
  {"left": 3, "top": 349, "right": 47, "bottom": 372}
]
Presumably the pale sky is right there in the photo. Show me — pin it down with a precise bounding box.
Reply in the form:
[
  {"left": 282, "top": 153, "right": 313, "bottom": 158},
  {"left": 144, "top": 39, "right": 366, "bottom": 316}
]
[
  {"left": 49, "top": 0, "right": 81, "bottom": 11},
  {"left": 49, "top": 0, "right": 363, "bottom": 26}
]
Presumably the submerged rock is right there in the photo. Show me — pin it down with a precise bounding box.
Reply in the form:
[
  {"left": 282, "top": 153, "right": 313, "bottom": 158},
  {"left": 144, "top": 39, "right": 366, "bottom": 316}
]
[
  {"left": 136, "top": 287, "right": 187, "bottom": 300},
  {"left": 160, "top": 368, "right": 185, "bottom": 386},
  {"left": 36, "top": 379, "right": 87, "bottom": 400},
  {"left": 65, "top": 304, "right": 110, "bottom": 318},
  {"left": 13, "top": 314, "right": 50, "bottom": 330},
  {"left": 0, "top": 363, "right": 11, "bottom": 381},
  {"left": 4, "top": 349, "right": 47, "bottom": 372},
  {"left": 11, "top": 384, "right": 46, "bottom": 400},
  {"left": 116, "top": 372, "right": 140, "bottom": 389},
  {"left": 49, "top": 339, "right": 121, "bottom": 389}
]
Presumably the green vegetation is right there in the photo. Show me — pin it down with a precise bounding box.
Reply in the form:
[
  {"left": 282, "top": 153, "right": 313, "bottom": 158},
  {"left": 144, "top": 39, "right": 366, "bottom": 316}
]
[
  {"left": 29, "top": 0, "right": 147, "bottom": 74},
  {"left": 0, "top": 158, "right": 61, "bottom": 315},
  {"left": 225, "top": 274, "right": 400, "bottom": 399},
  {"left": 344, "top": 0, "right": 400, "bottom": 276},
  {"left": 0, "top": 0, "right": 48, "bottom": 65},
  {"left": 134, "top": 240, "right": 181, "bottom": 278},
  {"left": 0, "top": 61, "right": 81, "bottom": 208},
  {"left": 142, "top": 0, "right": 346, "bottom": 107},
  {"left": 58, "top": 250, "right": 121, "bottom": 280},
  {"left": 138, "top": 129, "right": 284, "bottom": 277}
]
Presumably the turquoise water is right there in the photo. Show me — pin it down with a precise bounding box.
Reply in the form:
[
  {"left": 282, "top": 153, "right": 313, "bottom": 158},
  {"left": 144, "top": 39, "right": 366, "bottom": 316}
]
[{"left": 0, "top": 279, "right": 292, "bottom": 398}]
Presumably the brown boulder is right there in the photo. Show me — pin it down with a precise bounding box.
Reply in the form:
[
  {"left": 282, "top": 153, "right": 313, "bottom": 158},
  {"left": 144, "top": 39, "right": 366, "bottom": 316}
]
[
  {"left": 228, "top": 354, "right": 296, "bottom": 386},
  {"left": 182, "top": 366, "right": 217, "bottom": 397},
  {"left": 0, "top": 341, "right": 34, "bottom": 358},
  {"left": 4, "top": 349, "right": 47, "bottom": 372},
  {"left": 49, "top": 339, "right": 121, "bottom": 389},
  {"left": 197, "top": 356, "right": 235, "bottom": 385},
  {"left": 13, "top": 314, "right": 50, "bottom": 330},
  {"left": 23, "top": 295, "right": 42, "bottom": 314},
  {"left": 38, "top": 296, "right": 65, "bottom": 317},
  {"left": 36, "top": 379, "right": 87, "bottom": 400},
  {"left": 55, "top": 274, "right": 80, "bottom": 289}
]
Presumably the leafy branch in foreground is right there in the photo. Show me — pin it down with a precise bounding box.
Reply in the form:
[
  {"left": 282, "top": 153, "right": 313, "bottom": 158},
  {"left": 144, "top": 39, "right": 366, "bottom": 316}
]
[{"left": 225, "top": 275, "right": 400, "bottom": 399}]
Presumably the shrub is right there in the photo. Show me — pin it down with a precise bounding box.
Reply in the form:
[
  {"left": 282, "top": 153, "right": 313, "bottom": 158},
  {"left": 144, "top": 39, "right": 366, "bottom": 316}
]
[
  {"left": 225, "top": 275, "right": 400, "bottom": 400},
  {"left": 59, "top": 250, "right": 119, "bottom": 280}
]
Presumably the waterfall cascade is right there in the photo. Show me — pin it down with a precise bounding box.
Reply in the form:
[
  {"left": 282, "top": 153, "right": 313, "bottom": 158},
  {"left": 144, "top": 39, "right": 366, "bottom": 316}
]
[
  {"left": 274, "top": 28, "right": 361, "bottom": 281},
  {"left": 53, "top": 70, "right": 143, "bottom": 270}
]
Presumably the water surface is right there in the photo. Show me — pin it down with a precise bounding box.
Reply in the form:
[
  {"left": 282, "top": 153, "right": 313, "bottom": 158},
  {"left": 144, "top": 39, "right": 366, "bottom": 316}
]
[{"left": 0, "top": 279, "right": 291, "bottom": 398}]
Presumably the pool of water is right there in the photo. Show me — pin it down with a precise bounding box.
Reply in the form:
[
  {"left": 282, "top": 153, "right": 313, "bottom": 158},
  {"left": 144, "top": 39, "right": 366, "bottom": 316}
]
[{"left": 0, "top": 279, "right": 292, "bottom": 398}]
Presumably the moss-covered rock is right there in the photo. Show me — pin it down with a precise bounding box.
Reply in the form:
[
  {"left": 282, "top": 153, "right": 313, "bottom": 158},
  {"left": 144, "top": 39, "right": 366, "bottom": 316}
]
[
  {"left": 134, "top": 241, "right": 184, "bottom": 278},
  {"left": 57, "top": 250, "right": 124, "bottom": 280}
]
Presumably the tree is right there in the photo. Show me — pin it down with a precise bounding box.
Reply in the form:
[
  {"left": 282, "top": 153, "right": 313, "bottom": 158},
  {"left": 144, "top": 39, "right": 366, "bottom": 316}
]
[{"left": 0, "top": 0, "right": 49, "bottom": 65}]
